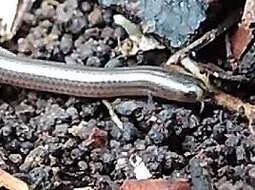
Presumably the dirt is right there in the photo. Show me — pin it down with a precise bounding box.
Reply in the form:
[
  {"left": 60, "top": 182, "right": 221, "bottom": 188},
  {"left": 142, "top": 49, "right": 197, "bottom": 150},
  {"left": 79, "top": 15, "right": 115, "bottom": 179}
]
[{"left": 0, "top": 0, "right": 255, "bottom": 190}]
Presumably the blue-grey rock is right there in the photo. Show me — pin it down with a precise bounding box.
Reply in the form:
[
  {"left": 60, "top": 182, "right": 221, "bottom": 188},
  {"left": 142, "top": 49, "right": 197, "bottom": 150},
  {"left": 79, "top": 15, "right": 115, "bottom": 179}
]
[{"left": 99, "top": 0, "right": 209, "bottom": 48}]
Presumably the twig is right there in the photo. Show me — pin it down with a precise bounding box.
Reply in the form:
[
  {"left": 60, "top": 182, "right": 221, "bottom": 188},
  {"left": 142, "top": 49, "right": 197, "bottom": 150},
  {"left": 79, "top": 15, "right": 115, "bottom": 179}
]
[
  {"left": 102, "top": 100, "right": 124, "bottom": 130},
  {"left": 73, "top": 187, "right": 94, "bottom": 190},
  {"left": 12, "top": 0, "right": 34, "bottom": 37},
  {"left": 213, "top": 90, "right": 255, "bottom": 134}
]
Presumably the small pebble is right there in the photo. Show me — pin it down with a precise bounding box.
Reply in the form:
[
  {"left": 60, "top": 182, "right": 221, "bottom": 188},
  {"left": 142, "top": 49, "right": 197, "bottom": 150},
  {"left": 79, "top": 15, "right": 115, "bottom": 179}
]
[
  {"left": 103, "top": 9, "right": 113, "bottom": 24},
  {"left": 56, "top": 0, "right": 78, "bottom": 23},
  {"left": 86, "top": 56, "right": 102, "bottom": 67},
  {"left": 122, "top": 122, "right": 138, "bottom": 142},
  {"left": 78, "top": 161, "right": 88, "bottom": 170},
  {"left": 9, "top": 154, "right": 22, "bottom": 164},
  {"left": 114, "top": 100, "right": 142, "bottom": 116},
  {"left": 53, "top": 124, "right": 69, "bottom": 137},
  {"left": 66, "top": 12, "right": 88, "bottom": 34},
  {"left": 105, "top": 58, "right": 124, "bottom": 68},
  {"left": 77, "top": 43, "right": 94, "bottom": 60},
  {"left": 88, "top": 7, "right": 104, "bottom": 26},
  {"left": 60, "top": 34, "right": 73, "bottom": 54},
  {"left": 81, "top": 1, "right": 92, "bottom": 13}
]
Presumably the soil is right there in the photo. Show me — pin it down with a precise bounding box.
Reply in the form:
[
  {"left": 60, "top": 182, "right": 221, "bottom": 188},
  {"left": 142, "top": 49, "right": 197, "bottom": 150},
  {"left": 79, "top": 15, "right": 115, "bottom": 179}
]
[{"left": 0, "top": 0, "right": 255, "bottom": 190}]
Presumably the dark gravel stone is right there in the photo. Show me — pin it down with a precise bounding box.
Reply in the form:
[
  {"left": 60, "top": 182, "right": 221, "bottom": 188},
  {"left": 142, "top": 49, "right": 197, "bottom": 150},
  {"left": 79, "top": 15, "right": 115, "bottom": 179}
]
[
  {"left": 236, "top": 145, "right": 246, "bottom": 163},
  {"left": 190, "top": 158, "right": 213, "bottom": 190},
  {"left": 70, "top": 148, "right": 83, "bottom": 160},
  {"left": 141, "top": 145, "right": 166, "bottom": 175},
  {"left": 53, "top": 124, "right": 69, "bottom": 137},
  {"left": 76, "top": 42, "right": 94, "bottom": 60},
  {"left": 20, "top": 146, "right": 48, "bottom": 172},
  {"left": 0, "top": 102, "right": 10, "bottom": 113},
  {"left": 20, "top": 141, "right": 34, "bottom": 155},
  {"left": 99, "top": 0, "right": 141, "bottom": 17},
  {"left": 29, "top": 167, "right": 50, "bottom": 189},
  {"left": 114, "top": 26, "right": 128, "bottom": 41},
  {"left": 135, "top": 139, "right": 146, "bottom": 150},
  {"left": 8, "top": 139, "right": 21, "bottom": 152},
  {"left": 101, "top": 26, "right": 115, "bottom": 41},
  {"left": 56, "top": 0, "right": 78, "bottom": 23},
  {"left": 217, "top": 180, "right": 254, "bottom": 190},
  {"left": 36, "top": 104, "right": 70, "bottom": 132},
  {"left": 15, "top": 123, "right": 34, "bottom": 140},
  {"left": 84, "top": 28, "right": 101, "bottom": 39},
  {"left": 173, "top": 108, "right": 195, "bottom": 135},
  {"left": 90, "top": 161, "right": 104, "bottom": 174},
  {"left": 103, "top": 9, "right": 113, "bottom": 24},
  {"left": 213, "top": 123, "right": 226, "bottom": 143},
  {"left": 182, "top": 135, "right": 197, "bottom": 152},
  {"left": 80, "top": 102, "right": 100, "bottom": 118},
  {"left": 114, "top": 100, "right": 142, "bottom": 116},
  {"left": 0, "top": 125, "right": 13, "bottom": 137},
  {"left": 167, "top": 151, "right": 185, "bottom": 169},
  {"left": 248, "top": 167, "right": 255, "bottom": 186},
  {"left": 93, "top": 42, "right": 111, "bottom": 59},
  {"left": 15, "top": 102, "right": 35, "bottom": 119},
  {"left": 110, "top": 125, "right": 122, "bottom": 140},
  {"left": 81, "top": 1, "right": 93, "bottom": 13},
  {"left": 239, "top": 42, "right": 255, "bottom": 79},
  {"left": 109, "top": 140, "right": 121, "bottom": 150},
  {"left": 122, "top": 122, "right": 138, "bottom": 142},
  {"left": 66, "top": 11, "right": 89, "bottom": 34},
  {"left": 147, "top": 124, "right": 168, "bottom": 145},
  {"left": 225, "top": 135, "right": 240, "bottom": 148},
  {"left": 163, "top": 151, "right": 174, "bottom": 171},
  {"left": 102, "top": 152, "right": 115, "bottom": 164},
  {"left": 0, "top": 151, "right": 7, "bottom": 170},
  {"left": 102, "top": 152, "right": 115, "bottom": 174},
  {"left": 158, "top": 107, "right": 175, "bottom": 122},
  {"left": 66, "top": 106, "right": 79, "bottom": 121}
]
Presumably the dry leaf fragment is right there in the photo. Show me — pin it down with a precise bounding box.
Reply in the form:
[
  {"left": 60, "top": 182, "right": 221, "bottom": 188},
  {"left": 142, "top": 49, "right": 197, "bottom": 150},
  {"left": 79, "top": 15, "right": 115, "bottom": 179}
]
[
  {"left": 120, "top": 178, "right": 191, "bottom": 190},
  {"left": 0, "top": 168, "right": 29, "bottom": 190},
  {"left": 129, "top": 154, "right": 152, "bottom": 180},
  {"left": 113, "top": 14, "right": 164, "bottom": 56},
  {"left": 230, "top": 0, "right": 255, "bottom": 60}
]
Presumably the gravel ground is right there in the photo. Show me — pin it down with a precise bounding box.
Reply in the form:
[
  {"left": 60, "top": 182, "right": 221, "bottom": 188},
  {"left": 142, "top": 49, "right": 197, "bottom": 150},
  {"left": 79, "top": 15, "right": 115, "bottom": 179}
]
[{"left": 0, "top": 0, "right": 255, "bottom": 190}]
